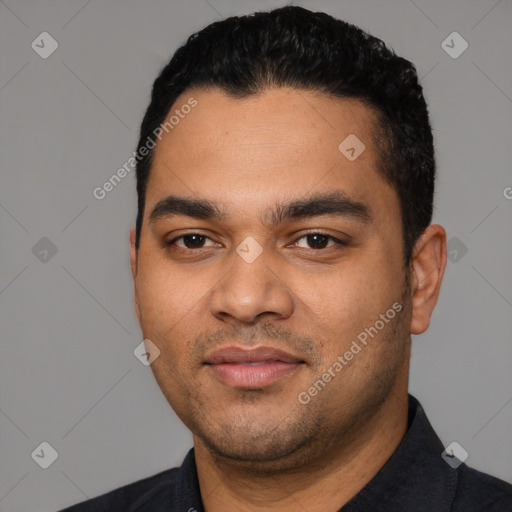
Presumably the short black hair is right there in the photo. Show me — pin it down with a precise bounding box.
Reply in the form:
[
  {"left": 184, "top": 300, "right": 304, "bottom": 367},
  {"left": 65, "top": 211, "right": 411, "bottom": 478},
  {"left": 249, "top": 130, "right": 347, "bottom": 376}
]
[{"left": 135, "top": 6, "right": 435, "bottom": 267}]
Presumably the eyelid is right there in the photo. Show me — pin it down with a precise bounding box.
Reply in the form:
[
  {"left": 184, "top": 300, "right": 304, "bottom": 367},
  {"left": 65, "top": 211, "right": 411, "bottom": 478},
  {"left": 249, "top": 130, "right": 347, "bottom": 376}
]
[
  {"left": 164, "top": 230, "right": 349, "bottom": 250},
  {"left": 288, "top": 230, "right": 349, "bottom": 249},
  {"left": 165, "top": 232, "right": 219, "bottom": 249}
]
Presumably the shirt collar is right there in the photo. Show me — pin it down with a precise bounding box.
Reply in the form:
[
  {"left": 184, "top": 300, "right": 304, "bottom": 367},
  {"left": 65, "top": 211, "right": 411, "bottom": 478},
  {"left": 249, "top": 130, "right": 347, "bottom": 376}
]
[{"left": 340, "top": 394, "right": 457, "bottom": 511}]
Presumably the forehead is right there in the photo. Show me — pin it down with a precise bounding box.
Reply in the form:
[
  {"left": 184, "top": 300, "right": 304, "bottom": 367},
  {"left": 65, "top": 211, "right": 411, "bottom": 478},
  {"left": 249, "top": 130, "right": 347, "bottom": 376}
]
[{"left": 146, "top": 87, "right": 398, "bottom": 226}]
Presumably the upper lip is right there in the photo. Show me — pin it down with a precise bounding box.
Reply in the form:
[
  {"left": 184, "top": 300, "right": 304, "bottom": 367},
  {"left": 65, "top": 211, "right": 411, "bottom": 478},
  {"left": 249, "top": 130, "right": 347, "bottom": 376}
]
[{"left": 204, "top": 346, "right": 305, "bottom": 364}]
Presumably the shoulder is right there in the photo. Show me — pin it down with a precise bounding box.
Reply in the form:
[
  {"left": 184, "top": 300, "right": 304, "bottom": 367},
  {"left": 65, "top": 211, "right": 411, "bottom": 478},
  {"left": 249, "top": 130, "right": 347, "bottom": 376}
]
[
  {"left": 452, "top": 463, "right": 512, "bottom": 511},
  {"left": 58, "top": 466, "right": 180, "bottom": 512}
]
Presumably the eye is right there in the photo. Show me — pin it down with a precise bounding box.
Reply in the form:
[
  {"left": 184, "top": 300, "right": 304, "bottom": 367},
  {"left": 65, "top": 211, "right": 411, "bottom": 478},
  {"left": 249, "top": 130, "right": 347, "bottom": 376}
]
[
  {"left": 164, "top": 232, "right": 348, "bottom": 252},
  {"left": 293, "top": 232, "right": 348, "bottom": 250},
  {"left": 166, "top": 233, "right": 218, "bottom": 250}
]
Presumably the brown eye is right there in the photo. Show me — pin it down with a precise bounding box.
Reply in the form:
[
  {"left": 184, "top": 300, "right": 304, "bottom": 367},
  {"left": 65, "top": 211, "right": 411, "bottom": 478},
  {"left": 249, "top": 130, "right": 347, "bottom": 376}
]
[
  {"left": 294, "top": 233, "right": 348, "bottom": 250},
  {"left": 180, "top": 234, "right": 206, "bottom": 248},
  {"left": 166, "top": 234, "right": 218, "bottom": 250}
]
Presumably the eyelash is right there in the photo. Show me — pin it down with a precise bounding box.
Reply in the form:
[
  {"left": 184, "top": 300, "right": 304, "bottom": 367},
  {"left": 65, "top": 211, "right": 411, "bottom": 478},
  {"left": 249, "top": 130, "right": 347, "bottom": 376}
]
[{"left": 164, "top": 232, "right": 349, "bottom": 252}]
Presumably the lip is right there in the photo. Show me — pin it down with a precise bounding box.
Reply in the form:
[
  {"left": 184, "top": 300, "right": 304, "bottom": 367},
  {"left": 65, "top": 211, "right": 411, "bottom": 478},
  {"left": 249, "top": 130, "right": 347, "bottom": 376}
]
[{"left": 204, "top": 346, "right": 305, "bottom": 389}]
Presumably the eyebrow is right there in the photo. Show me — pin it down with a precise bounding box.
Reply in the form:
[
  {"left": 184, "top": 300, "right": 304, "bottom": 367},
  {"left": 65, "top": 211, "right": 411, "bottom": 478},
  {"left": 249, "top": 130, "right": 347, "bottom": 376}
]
[{"left": 149, "top": 191, "right": 373, "bottom": 226}]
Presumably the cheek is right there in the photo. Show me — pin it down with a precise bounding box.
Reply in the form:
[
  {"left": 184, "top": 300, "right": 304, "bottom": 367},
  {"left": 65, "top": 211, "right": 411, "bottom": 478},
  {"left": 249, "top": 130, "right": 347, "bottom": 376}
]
[
  {"left": 134, "top": 256, "right": 222, "bottom": 365},
  {"left": 302, "top": 252, "right": 402, "bottom": 356},
  {"left": 136, "top": 251, "right": 207, "bottom": 320},
  {"left": 136, "top": 267, "right": 174, "bottom": 325},
  {"left": 134, "top": 261, "right": 200, "bottom": 391}
]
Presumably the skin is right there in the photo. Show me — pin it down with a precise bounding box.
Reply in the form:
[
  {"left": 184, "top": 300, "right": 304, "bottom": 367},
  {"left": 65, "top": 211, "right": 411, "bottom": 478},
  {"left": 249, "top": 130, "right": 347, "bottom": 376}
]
[{"left": 129, "top": 87, "right": 447, "bottom": 511}]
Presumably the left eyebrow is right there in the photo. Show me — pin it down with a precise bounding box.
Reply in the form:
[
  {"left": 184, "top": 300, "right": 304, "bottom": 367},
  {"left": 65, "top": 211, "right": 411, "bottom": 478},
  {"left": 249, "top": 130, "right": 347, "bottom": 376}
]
[{"left": 264, "top": 191, "right": 374, "bottom": 227}]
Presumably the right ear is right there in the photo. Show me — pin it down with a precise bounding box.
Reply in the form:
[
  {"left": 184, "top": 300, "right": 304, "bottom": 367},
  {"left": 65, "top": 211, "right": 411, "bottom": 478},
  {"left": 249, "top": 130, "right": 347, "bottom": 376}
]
[
  {"left": 129, "top": 228, "right": 141, "bottom": 324},
  {"left": 129, "top": 228, "right": 137, "bottom": 278}
]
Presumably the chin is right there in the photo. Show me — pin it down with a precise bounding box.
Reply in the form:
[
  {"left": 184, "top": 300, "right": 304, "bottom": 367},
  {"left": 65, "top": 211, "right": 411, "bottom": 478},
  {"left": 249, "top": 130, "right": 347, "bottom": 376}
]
[{"left": 193, "top": 409, "right": 325, "bottom": 472}]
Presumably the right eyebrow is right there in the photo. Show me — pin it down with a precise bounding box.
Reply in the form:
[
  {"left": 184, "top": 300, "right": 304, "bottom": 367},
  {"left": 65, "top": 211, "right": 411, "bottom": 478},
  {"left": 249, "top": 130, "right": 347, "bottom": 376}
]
[{"left": 149, "top": 195, "right": 227, "bottom": 224}]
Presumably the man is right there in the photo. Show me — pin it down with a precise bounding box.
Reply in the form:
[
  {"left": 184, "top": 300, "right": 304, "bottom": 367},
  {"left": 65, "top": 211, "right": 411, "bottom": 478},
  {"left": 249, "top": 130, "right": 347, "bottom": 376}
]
[{"left": 60, "top": 6, "right": 512, "bottom": 511}]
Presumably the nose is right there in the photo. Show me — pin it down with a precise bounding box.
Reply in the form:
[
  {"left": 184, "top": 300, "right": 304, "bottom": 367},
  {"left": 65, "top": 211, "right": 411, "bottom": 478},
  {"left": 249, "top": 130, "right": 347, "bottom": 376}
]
[{"left": 209, "top": 241, "right": 294, "bottom": 324}]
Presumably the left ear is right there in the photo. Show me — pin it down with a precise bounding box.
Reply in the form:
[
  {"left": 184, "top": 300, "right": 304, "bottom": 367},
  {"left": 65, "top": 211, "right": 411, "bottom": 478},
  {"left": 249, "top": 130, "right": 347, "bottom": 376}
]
[{"left": 409, "top": 224, "right": 447, "bottom": 335}]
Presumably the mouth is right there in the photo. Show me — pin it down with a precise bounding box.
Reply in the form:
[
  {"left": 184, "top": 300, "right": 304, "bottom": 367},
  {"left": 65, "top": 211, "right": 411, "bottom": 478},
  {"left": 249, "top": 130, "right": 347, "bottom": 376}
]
[{"left": 204, "top": 346, "right": 306, "bottom": 389}]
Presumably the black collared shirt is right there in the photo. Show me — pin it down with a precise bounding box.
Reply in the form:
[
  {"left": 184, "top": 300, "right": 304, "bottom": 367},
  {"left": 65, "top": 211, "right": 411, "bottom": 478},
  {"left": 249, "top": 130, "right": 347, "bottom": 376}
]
[{"left": 59, "top": 395, "right": 512, "bottom": 511}]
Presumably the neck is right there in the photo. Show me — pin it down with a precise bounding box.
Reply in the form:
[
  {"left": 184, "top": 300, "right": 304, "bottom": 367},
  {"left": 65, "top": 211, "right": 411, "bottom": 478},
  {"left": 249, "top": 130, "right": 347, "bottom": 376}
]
[{"left": 194, "top": 385, "right": 409, "bottom": 512}]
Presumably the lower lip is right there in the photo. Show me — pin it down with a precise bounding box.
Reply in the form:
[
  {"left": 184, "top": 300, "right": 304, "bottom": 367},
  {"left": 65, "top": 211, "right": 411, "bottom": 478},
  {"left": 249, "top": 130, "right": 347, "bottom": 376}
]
[{"left": 207, "top": 362, "right": 303, "bottom": 388}]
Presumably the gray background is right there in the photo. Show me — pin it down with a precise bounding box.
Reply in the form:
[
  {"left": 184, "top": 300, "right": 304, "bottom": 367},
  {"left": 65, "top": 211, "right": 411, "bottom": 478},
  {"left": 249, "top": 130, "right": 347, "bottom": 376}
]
[{"left": 1, "top": 0, "right": 511, "bottom": 510}]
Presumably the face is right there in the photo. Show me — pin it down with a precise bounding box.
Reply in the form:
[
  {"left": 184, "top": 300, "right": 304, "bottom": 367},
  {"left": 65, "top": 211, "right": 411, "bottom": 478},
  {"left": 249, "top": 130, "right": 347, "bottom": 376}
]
[{"left": 130, "top": 88, "right": 415, "bottom": 468}]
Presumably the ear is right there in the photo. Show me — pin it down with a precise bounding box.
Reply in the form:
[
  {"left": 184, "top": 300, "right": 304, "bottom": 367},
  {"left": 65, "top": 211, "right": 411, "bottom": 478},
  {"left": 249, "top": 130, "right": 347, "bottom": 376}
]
[
  {"left": 129, "top": 227, "right": 138, "bottom": 278},
  {"left": 129, "top": 227, "right": 141, "bottom": 324},
  {"left": 409, "top": 224, "right": 447, "bottom": 335}
]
